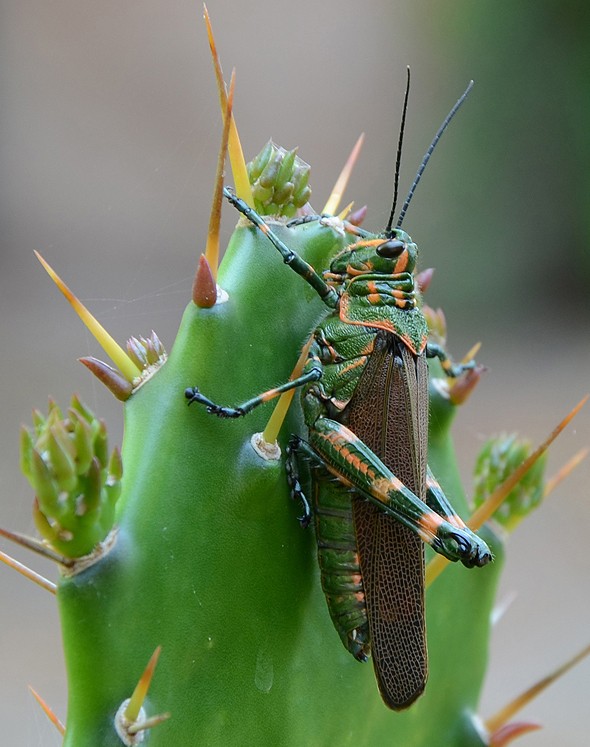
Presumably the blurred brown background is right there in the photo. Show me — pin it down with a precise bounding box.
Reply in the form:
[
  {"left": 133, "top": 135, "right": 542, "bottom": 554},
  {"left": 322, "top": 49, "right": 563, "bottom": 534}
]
[{"left": 1, "top": 1, "right": 589, "bottom": 744}]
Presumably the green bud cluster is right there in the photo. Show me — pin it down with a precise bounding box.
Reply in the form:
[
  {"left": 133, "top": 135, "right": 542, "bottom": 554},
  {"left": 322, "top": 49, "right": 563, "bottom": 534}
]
[
  {"left": 20, "top": 395, "right": 122, "bottom": 558},
  {"left": 472, "top": 433, "right": 546, "bottom": 531},
  {"left": 247, "top": 140, "right": 311, "bottom": 217}
]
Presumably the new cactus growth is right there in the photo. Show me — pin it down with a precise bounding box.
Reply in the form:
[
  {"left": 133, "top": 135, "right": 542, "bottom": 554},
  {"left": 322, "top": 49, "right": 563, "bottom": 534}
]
[
  {"left": 1, "top": 11, "right": 588, "bottom": 746},
  {"left": 473, "top": 435, "right": 546, "bottom": 531},
  {"left": 21, "top": 396, "right": 122, "bottom": 559},
  {"left": 248, "top": 141, "right": 312, "bottom": 217}
]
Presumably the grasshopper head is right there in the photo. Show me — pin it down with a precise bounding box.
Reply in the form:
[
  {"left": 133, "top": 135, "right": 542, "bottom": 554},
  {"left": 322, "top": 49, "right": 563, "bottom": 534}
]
[{"left": 329, "top": 229, "right": 418, "bottom": 280}]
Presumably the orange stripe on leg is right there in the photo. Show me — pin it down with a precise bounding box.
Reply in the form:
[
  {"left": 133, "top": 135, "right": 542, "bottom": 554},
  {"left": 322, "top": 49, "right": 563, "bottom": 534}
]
[{"left": 417, "top": 513, "right": 445, "bottom": 544}]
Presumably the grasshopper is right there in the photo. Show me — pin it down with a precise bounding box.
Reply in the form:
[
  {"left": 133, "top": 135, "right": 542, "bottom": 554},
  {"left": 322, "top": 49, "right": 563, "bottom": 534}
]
[{"left": 185, "top": 78, "right": 492, "bottom": 710}]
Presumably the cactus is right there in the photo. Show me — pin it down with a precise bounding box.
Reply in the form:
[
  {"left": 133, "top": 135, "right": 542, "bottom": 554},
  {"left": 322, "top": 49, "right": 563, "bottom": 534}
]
[{"left": 2, "top": 11, "right": 588, "bottom": 747}]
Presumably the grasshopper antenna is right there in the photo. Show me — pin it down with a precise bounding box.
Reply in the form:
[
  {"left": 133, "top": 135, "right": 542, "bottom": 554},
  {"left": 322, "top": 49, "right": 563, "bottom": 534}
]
[
  {"left": 385, "top": 66, "right": 411, "bottom": 237},
  {"left": 396, "top": 79, "right": 474, "bottom": 228}
]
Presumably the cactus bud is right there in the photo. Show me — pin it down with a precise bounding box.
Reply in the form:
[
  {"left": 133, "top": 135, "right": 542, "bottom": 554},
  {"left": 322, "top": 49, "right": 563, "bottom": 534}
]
[
  {"left": 449, "top": 364, "right": 485, "bottom": 405},
  {"left": 347, "top": 205, "right": 368, "bottom": 227},
  {"left": 70, "top": 408, "right": 94, "bottom": 474},
  {"left": 416, "top": 267, "right": 435, "bottom": 295},
  {"left": 423, "top": 305, "right": 447, "bottom": 346},
  {"left": 473, "top": 434, "right": 547, "bottom": 531},
  {"left": 20, "top": 396, "right": 123, "bottom": 558},
  {"left": 126, "top": 332, "right": 166, "bottom": 370},
  {"left": 193, "top": 254, "right": 217, "bottom": 308},
  {"left": 248, "top": 140, "right": 311, "bottom": 217}
]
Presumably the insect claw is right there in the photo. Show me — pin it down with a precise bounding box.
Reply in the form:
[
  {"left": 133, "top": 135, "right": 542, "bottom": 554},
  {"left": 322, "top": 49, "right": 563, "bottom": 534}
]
[
  {"left": 288, "top": 478, "right": 312, "bottom": 527},
  {"left": 297, "top": 493, "right": 312, "bottom": 528},
  {"left": 184, "top": 387, "right": 201, "bottom": 405},
  {"left": 298, "top": 513, "right": 311, "bottom": 529},
  {"left": 446, "top": 529, "right": 493, "bottom": 568}
]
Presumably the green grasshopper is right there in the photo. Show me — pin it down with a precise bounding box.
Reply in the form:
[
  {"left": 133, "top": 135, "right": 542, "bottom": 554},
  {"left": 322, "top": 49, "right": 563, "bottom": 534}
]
[{"left": 185, "top": 79, "right": 492, "bottom": 710}]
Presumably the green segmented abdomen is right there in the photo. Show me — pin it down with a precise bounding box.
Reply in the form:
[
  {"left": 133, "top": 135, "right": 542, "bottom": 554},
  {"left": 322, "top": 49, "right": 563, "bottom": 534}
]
[{"left": 313, "top": 476, "right": 370, "bottom": 661}]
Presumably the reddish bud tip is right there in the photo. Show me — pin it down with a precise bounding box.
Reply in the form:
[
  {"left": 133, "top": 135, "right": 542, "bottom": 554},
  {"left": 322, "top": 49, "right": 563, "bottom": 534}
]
[
  {"left": 347, "top": 205, "right": 368, "bottom": 227},
  {"left": 489, "top": 722, "right": 542, "bottom": 746},
  {"left": 449, "top": 364, "right": 486, "bottom": 405},
  {"left": 79, "top": 357, "right": 133, "bottom": 401},
  {"left": 416, "top": 267, "right": 435, "bottom": 294},
  {"left": 193, "top": 254, "right": 217, "bottom": 308}
]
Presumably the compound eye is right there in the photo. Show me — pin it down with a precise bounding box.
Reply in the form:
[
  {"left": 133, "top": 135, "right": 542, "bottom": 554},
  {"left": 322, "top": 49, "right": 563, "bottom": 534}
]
[{"left": 376, "top": 239, "right": 405, "bottom": 258}]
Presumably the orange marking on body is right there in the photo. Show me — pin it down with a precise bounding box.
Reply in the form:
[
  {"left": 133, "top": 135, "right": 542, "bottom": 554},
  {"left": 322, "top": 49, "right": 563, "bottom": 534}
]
[
  {"left": 316, "top": 424, "right": 380, "bottom": 486},
  {"left": 322, "top": 342, "right": 339, "bottom": 362},
  {"left": 327, "top": 434, "right": 343, "bottom": 449},
  {"left": 446, "top": 512, "right": 467, "bottom": 529},
  {"left": 316, "top": 424, "right": 361, "bottom": 453},
  {"left": 399, "top": 330, "right": 426, "bottom": 355},
  {"left": 346, "top": 264, "right": 371, "bottom": 276},
  {"left": 340, "top": 293, "right": 427, "bottom": 353},
  {"left": 394, "top": 252, "right": 408, "bottom": 273},
  {"left": 347, "top": 238, "right": 383, "bottom": 250},
  {"left": 341, "top": 449, "right": 363, "bottom": 472},
  {"left": 367, "top": 293, "right": 381, "bottom": 304},
  {"left": 369, "top": 476, "right": 404, "bottom": 502},
  {"left": 418, "top": 513, "right": 445, "bottom": 542},
  {"left": 339, "top": 357, "right": 367, "bottom": 377},
  {"left": 347, "top": 453, "right": 360, "bottom": 468},
  {"left": 337, "top": 444, "right": 352, "bottom": 462},
  {"left": 340, "top": 295, "right": 396, "bottom": 333},
  {"left": 361, "top": 339, "right": 375, "bottom": 355},
  {"left": 332, "top": 398, "right": 348, "bottom": 410},
  {"left": 367, "top": 468, "right": 376, "bottom": 480},
  {"left": 322, "top": 462, "right": 354, "bottom": 488}
]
